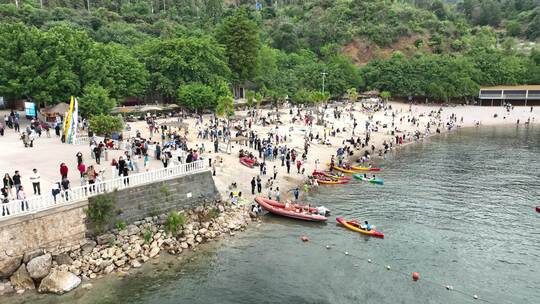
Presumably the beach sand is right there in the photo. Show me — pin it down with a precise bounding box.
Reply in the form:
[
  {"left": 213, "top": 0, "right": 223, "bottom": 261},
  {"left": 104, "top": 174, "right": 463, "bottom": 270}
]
[{"left": 1, "top": 102, "right": 538, "bottom": 203}]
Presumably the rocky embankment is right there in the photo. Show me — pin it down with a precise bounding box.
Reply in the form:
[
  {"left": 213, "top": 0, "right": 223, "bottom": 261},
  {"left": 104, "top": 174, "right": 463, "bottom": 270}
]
[{"left": 0, "top": 201, "right": 252, "bottom": 297}]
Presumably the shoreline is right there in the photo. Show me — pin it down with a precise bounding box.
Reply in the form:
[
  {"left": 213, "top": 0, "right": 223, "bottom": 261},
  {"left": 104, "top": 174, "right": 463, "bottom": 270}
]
[{"left": 1, "top": 101, "right": 538, "bottom": 299}]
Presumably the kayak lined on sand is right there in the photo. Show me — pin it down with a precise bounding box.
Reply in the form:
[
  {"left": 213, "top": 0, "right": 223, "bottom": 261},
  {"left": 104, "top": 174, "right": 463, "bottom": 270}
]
[
  {"left": 255, "top": 197, "right": 329, "bottom": 222},
  {"left": 316, "top": 178, "right": 350, "bottom": 185},
  {"left": 351, "top": 166, "right": 381, "bottom": 172},
  {"left": 352, "top": 174, "right": 384, "bottom": 185},
  {"left": 330, "top": 165, "right": 358, "bottom": 174},
  {"left": 336, "top": 217, "right": 384, "bottom": 238},
  {"left": 312, "top": 170, "right": 351, "bottom": 180}
]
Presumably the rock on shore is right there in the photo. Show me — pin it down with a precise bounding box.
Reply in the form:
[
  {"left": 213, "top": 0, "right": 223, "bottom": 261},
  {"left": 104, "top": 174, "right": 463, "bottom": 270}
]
[
  {"left": 0, "top": 200, "right": 253, "bottom": 298},
  {"left": 38, "top": 270, "right": 81, "bottom": 295}
]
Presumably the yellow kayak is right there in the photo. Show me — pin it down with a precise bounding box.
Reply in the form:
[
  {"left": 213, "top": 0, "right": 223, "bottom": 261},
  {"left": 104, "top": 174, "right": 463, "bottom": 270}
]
[
  {"left": 331, "top": 165, "right": 358, "bottom": 174},
  {"left": 351, "top": 166, "right": 381, "bottom": 172},
  {"left": 336, "top": 217, "right": 384, "bottom": 238}
]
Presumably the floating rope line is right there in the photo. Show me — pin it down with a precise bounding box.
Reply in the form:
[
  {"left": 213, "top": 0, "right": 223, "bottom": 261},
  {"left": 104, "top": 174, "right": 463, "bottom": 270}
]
[{"left": 300, "top": 236, "right": 503, "bottom": 304}]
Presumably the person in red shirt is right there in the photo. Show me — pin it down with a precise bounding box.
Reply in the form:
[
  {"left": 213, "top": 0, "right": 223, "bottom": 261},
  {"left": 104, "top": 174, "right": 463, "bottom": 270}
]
[
  {"left": 60, "top": 163, "right": 68, "bottom": 179},
  {"left": 77, "top": 162, "right": 86, "bottom": 177}
]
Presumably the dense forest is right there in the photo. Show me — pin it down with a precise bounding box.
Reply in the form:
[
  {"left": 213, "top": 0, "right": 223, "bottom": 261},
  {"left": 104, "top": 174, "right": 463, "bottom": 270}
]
[{"left": 0, "top": 0, "right": 538, "bottom": 111}]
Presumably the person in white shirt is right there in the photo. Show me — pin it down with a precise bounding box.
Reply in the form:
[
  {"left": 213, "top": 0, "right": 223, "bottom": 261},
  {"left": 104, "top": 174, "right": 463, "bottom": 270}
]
[{"left": 29, "top": 168, "right": 41, "bottom": 195}]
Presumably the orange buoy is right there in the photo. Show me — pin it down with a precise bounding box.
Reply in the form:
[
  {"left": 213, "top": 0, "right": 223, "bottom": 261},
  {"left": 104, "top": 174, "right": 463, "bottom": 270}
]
[
  {"left": 412, "top": 272, "right": 420, "bottom": 281},
  {"left": 301, "top": 235, "right": 309, "bottom": 242}
]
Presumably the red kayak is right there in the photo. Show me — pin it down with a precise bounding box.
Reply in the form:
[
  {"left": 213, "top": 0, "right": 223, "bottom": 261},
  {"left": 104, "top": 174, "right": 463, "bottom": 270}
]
[
  {"left": 254, "top": 197, "right": 329, "bottom": 222},
  {"left": 536, "top": 206, "right": 540, "bottom": 213},
  {"left": 240, "top": 156, "right": 258, "bottom": 168}
]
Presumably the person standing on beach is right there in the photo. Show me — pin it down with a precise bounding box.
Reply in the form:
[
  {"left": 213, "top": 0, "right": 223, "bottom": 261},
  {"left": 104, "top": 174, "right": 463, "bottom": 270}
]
[
  {"left": 251, "top": 177, "right": 256, "bottom": 195},
  {"left": 296, "top": 160, "right": 302, "bottom": 173},
  {"left": 257, "top": 176, "right": 262, "bottom": 194},
  {"left": 273, "top": 165, "right": 277, "bottom": 180},
  {"left": 293, "top": 187, "right": 299, "bottom": 201},
  {"left": 30, "top": 168, "right": 41, "bottom": 195},
  {"left": 286, "top": 159, "right": 291, "bottom": 174}
]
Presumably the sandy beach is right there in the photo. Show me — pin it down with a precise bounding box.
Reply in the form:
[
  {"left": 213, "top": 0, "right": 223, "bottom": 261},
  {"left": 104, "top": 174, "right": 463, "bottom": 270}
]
[{"left": 1, "top": 101, "right": 538, "bottom": 204}]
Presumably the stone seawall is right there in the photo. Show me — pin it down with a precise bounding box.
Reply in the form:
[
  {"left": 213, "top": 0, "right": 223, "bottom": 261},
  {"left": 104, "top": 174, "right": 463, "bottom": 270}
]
[
  {"left": 92, "top": 170, "right": 220, "bottom": 230},
  {"left": 0, "top": 170, "right": 220, "bottom": 284},
  {"left": 0, "top": 201, "right": 88, "bottom": 266}
]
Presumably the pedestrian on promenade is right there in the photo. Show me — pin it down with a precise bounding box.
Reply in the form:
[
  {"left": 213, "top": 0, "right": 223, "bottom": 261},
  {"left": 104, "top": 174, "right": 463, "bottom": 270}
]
[
  {"left": 61, "top": 177, "right": 70, "bottom": 201},
  {"left": 94, "top": 145, "right": 101, "bottom": 165},
  {"left": 60, "top": 163, "right": 69, "bottom": 179},
  {"left": 51, "top": 181, "right": 60, "bottom": 203},
  {"left": 122, "top": 166, "right": 129, "bottom": 186},
  {"left": 1, "top": 186, "right": 10, "bottom": 216},
  {"left": 30, "top": 168, "right": 41, "bottom": 195},
  {"left": 78, "top": 162, "right": 86, "bottom": 178},
  {"left": 251, "top": 177, "right": 256, "bottom": 195},
  {"left": 3, "top": 173, "right": 13, "bottom": 199},
  {"left": 13, "top": 171, "right": 21, "bottom": 194},
  {"left": 257, "top": 176, "right": 262, "bottom": 194},
  {"left": 17, "top": 186, "right": 28, "bottom": 211},
  {"left": 87, "top": 166, "right": 97, "bottom": 192},
  {"left": 76, "top": 151, "right": 83, "bottom": 165}
]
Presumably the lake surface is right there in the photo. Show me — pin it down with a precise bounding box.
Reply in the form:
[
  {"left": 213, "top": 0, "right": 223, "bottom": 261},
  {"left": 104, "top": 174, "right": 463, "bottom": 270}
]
[{"left": 12, "top": 126, "right": 540, "bottom": 304}]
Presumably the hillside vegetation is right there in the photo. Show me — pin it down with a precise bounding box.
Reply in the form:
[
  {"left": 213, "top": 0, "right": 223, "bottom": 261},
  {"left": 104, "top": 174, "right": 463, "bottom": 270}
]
[{"left": 0, "top": 0, "right": 538, "bottom": 108}]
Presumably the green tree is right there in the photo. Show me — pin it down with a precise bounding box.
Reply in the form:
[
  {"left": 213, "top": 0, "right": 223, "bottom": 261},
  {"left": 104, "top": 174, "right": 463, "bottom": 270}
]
[
  {"left": 178, "top": 83, "right": 217, "bottom": 112},
  {"left": 380, "top": 91, "right": 391, "bottom": 102},
  {"left": 216, "top": 95, "right": 234, "bottom": 118},
  {"left": 216, "top": 9, "right": 260, "bottom": 85},
  {"left": 245, "top": 90, "right": 255, "bottom": 108},
  {"left": 346, "top": 88, "right": 358, "bottom": 102},
  {"left": 80, "top": 85, "right": 117, "bottom": 117},
  {"left": 139, "top": 37, "right": 230, "bottom": 101},
  {"left": 89, "top": 114, "right": 124, "bottom": 136}
]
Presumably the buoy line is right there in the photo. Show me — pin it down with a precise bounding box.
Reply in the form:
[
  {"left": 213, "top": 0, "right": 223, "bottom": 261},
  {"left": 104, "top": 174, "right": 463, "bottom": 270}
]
[{"left": 300, "top": 236, "right": 503, "bottom": 304}]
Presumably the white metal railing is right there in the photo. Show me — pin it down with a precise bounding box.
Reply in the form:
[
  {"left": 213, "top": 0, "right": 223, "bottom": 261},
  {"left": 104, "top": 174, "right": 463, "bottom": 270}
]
[{"left": 0, "top": 160, "right": 208, "bottom": 220}]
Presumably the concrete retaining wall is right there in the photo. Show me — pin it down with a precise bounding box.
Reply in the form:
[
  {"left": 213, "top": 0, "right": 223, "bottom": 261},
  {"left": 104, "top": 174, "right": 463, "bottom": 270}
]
[
  {"left": 89, "top": 170, "right": 220, "bottom": 229},
  {"left": 0, "top": 170, "right": 219, "bottom": 262}
]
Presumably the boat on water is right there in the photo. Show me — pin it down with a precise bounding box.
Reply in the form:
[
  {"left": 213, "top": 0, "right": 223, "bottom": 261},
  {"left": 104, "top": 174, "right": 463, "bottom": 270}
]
[
  {"left": 255, "top": 197, "right": 330, "bottom": 222},
  {"left": 336, "top": 217, "right": 384, "bottom": 238},
  {"left": 353, "top": 174, "right": 384, "bottom": 185}
]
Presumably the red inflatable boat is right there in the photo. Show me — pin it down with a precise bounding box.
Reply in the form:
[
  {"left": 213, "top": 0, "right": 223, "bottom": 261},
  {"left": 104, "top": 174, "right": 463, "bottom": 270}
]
[
  {"left": 240, "top": 156, "right": 258, "bottom": 168},
  {"left": 254, "top": 197, "right": 329, "bottom": 222}
]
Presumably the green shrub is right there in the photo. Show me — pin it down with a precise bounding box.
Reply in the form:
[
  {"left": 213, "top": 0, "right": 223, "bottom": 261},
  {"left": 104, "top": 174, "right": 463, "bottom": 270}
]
[
  {"left": 209, "top": 207, "right": 221, "bottom": 219},
  {"left": 165, "top": 211, "right": 186, "bottom": 234},
  {"left": 115, "top": 220, "right": 127, "bottom": 230},
  {"left": 86, "top": 193, "right": 115, "bottom": 234},
  {"left": 143, "top": 228, "right": 153, "bottom": 244}
]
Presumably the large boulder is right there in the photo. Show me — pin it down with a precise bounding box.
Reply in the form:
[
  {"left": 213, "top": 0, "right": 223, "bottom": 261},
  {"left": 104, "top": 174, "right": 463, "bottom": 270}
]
[
  {"left": 0, "top": 256, "right": 22, "bottom": 279},
  {"left": 96, "top": 234, "right": 116, "bottom": 245},
  {"left": 26, "top": 253, "right": 52, "bottom": 280},
  {"left": 81, "top": 240, "right": 97, "bottom": 255},
  {"left": 38, "top": 270, "right": 81, "bottom": 295},
  {"left": 54, "top": 253, "right": 73, "bottom": 266},
  {"left": 10, "top": 265, "right": 35, "bottom": 290},
  {"left": 23, "top": 249, "right": 44, "bottom": 263}
]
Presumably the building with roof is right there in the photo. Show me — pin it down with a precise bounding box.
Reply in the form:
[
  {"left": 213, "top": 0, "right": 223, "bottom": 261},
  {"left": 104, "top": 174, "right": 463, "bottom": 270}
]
[{"left": 478, "top": 85, "right": 540, "bottom": 106}]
